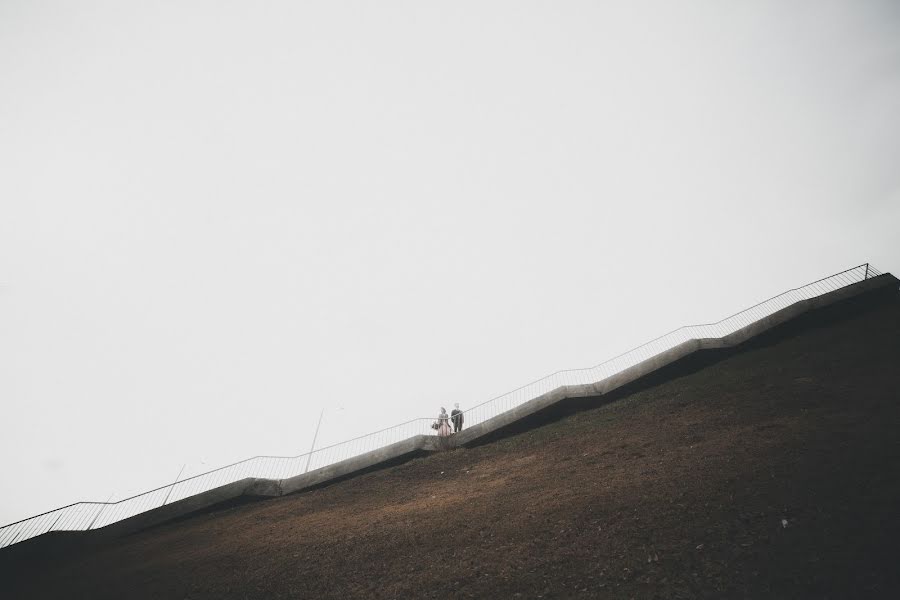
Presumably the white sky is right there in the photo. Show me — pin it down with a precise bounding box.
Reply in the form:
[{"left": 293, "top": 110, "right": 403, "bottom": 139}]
[{"left": 1, "top": 1, "right": 899, "bottom": 525}]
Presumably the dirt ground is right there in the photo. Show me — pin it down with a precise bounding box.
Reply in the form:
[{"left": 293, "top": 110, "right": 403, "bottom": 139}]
[{"left": 4, "top": 287, "right": 900, "bottom": 599}]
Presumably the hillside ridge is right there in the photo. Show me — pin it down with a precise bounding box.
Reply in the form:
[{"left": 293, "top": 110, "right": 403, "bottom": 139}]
[{"left": 3, "top": 278, "right": 899, "bottom": 598}]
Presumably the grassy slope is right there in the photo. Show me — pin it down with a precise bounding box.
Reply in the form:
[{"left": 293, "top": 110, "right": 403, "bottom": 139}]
[{"left": 6, "top": 288, "right": 900, "bottom": 599}]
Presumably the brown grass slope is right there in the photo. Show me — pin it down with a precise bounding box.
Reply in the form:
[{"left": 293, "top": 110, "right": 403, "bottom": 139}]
[{"left": 4, "top": 287, "right": 900, "bottom": 599}]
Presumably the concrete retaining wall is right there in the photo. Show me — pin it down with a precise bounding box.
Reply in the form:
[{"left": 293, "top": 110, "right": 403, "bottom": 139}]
[
  {"left": 98, "top": 478, "right": 274, "bottom": 540},
  {"left": 19, "top": 273, "right": 897, "bottom": 546},
  {"left": 280, "top": 435, "right": 429, "bottom": 495},
  {"left": 451, "top": 274, "right": 897, "bottom": 447}
]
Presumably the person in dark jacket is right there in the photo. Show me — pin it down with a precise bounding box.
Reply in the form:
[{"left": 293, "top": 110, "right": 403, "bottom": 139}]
[{"left": 450, "top": 403, "right": 463, "bottom": 433}]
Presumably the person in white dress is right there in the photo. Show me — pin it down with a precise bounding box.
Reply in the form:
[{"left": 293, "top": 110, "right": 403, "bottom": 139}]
[{"left": 436, "top": 407, "right": 452, "bottom": 437}]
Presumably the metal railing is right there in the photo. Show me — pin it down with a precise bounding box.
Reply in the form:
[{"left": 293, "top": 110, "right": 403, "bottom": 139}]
[{"left": 0, "top": 263, "right": 885, "bottom": 549}]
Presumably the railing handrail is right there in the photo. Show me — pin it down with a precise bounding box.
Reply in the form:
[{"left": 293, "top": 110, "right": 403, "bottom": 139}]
[
  {"left": 0, "top": 263, "right": 885, "bottom": 544},
  {"left": 443, "top": 263, "right": 880, "bottom": 416},
  {"left": 0, "top": 415, "right": 437, "bottom": 525}
]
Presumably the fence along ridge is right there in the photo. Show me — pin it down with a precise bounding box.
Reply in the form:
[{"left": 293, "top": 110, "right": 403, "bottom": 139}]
[
  {"left": 0, "top": 263, "right": 885, "bottom": 547},
  {"left": 458, "top": 263, "right": 882, "bottom": 415}
]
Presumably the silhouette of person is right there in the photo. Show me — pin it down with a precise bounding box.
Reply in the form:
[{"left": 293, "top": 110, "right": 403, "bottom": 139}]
[{"left": 451, "top": 403, "right": 463, "bottom": 432}]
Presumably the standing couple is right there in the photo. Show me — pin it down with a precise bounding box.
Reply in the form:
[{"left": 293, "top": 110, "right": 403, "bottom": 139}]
[{"left": 434, "top": 403, "right": 464, "bottom": 437}]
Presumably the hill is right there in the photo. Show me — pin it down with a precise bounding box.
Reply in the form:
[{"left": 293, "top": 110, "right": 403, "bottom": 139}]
[{"left": 4, "top": 285, "right": 900, "bottom": 599}]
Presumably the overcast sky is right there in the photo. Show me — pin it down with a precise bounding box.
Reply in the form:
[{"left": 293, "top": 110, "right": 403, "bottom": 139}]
[{"left": 1, "top": 1, "right": 899, "bottom": 526}]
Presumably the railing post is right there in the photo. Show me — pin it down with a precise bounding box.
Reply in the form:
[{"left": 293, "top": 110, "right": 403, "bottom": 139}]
[
  {"left": 162, "top": 464, "right": 186, "bottom": 506},
  {"left": 8, "top": 528, "right": 24, "bottom": 546},
  {"left": 48, "top": 512, "right": 63, "bottom": 533},
  {"left": 864, "top": 263, "right": 869, "bottom": 280},
  {"left": 87, "top": 492, "right": 116, "bottom": 530},
  {"left": 304, "top": 408, "right": 325, "bottom": 474},
  {"left": 86, "top": 505, "right": 106, "bottom": 531}
]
